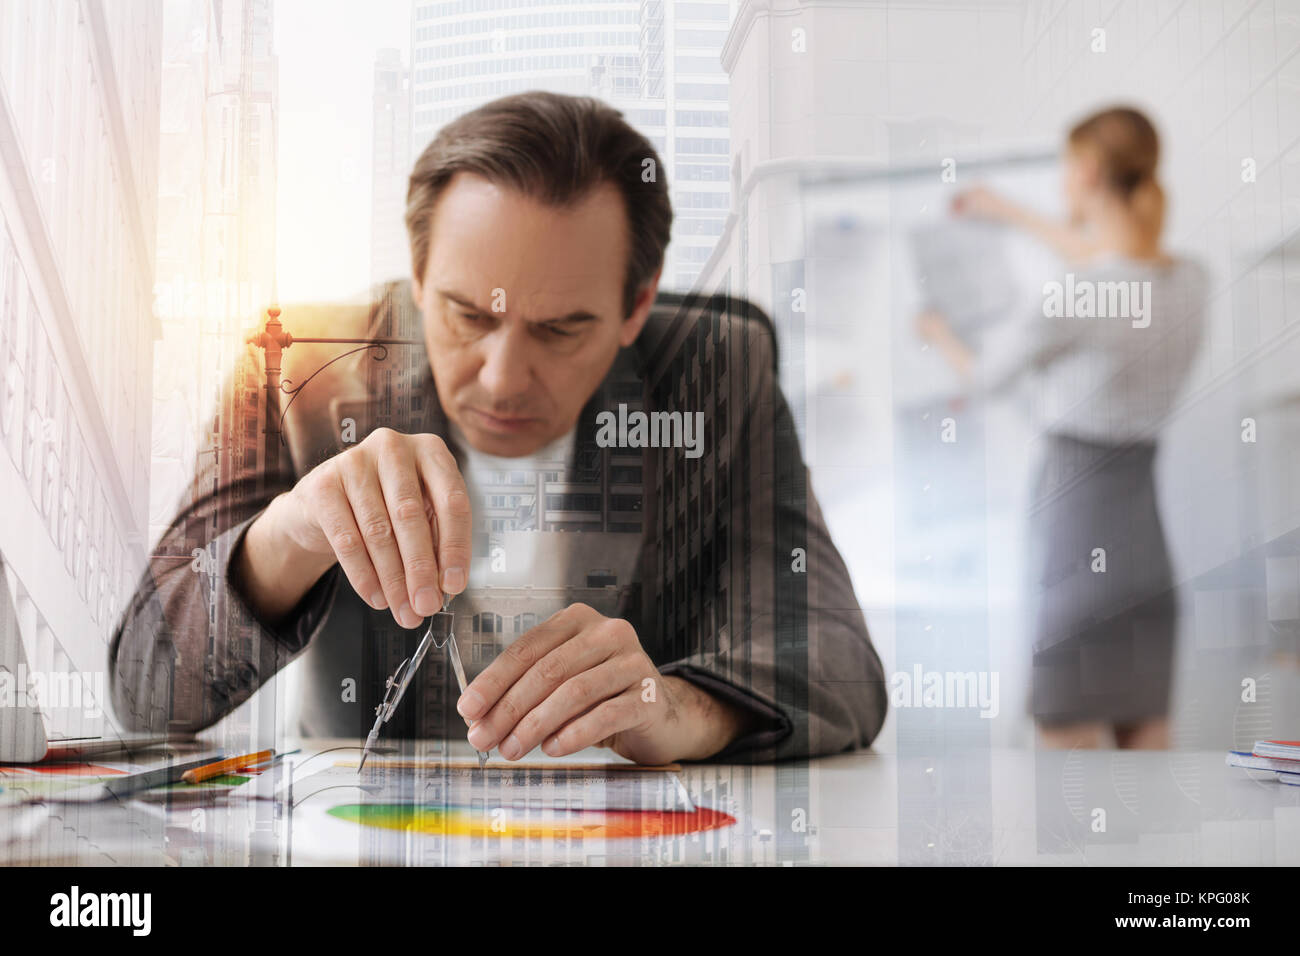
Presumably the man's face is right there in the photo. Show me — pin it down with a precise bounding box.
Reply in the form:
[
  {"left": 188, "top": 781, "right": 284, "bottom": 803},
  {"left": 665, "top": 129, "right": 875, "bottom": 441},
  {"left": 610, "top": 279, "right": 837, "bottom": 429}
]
[{"left": 412, "top": 172, "right": 657, "bottom": 458}]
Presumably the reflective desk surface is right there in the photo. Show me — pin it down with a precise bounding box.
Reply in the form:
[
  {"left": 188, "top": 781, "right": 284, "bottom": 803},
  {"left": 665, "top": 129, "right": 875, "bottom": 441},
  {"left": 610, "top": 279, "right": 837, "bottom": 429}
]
[{"left": 2, "top": 740, "right": 1296, "bottom": 865}]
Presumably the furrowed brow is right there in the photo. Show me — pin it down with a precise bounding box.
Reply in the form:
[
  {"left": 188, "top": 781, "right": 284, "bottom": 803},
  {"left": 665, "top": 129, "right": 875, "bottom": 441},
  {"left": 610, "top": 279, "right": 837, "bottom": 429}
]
[
  {"left": 536, "top": 311, "right": 599, "bottom": 327},
  {"left": 437, "top": 290, "right": 596, "bottom": 326},
  {"left": 437, "top": 289, "right": 484, "bottom": 312}
]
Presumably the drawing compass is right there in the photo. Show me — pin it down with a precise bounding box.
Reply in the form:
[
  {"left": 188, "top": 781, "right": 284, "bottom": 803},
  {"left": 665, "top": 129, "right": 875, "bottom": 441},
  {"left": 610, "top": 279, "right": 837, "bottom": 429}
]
[{"left": 358, "top": 595, "right": 490, "bottom": 772}]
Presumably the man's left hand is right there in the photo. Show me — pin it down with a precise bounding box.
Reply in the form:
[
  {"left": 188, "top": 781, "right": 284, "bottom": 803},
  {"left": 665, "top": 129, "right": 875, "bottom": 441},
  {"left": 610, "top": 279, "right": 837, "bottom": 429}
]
[{"left": 456, "top": 603, "right": 756, "bottom": 765}]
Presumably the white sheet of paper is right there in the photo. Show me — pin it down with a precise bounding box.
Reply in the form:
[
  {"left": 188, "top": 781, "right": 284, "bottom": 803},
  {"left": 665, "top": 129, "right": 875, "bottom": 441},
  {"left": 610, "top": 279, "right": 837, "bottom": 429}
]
[{"left": 281, "top": 760, "right": 695, "bottom": 812}]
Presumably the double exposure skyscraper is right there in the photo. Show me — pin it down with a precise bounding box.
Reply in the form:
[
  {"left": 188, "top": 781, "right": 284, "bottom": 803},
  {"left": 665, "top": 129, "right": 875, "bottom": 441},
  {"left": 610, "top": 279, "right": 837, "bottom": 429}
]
[
  {"left": 0, "top": 0, "right": 162, "bottom": 735},
  {"left": 372, "top": 1, "right": 732, "bottom": 298},
  {"left": 371, "top": 48, "right": 412, "bottom": 288}
]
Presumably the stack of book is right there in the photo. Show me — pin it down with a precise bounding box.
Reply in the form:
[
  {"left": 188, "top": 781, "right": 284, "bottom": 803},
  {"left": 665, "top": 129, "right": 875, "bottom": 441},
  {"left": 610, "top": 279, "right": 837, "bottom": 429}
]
[{"left": 1226, "top": 740, "right": 1300, "bottom": 785}]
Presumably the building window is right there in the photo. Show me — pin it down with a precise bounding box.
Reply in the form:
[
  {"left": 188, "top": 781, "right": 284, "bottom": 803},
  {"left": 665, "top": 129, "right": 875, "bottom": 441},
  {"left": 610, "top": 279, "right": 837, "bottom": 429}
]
[
  {"left": 677, "top": 3, "right": 730, "bottom": 22},
  {"left": 609, "top": 466, "right": 641, "bottom": 484},
  {"left": 675, "top": 82, "right": 728, "bottom": 101},
  {"left": 546, "top": 493, "right": 601, "bottom": 511}
]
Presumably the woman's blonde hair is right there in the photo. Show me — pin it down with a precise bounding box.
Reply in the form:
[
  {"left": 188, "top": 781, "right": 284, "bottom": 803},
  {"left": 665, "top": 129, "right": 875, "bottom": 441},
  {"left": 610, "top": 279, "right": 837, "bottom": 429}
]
[{"left": 1067, "top": 106, "right": 1165, "bottom": 238}]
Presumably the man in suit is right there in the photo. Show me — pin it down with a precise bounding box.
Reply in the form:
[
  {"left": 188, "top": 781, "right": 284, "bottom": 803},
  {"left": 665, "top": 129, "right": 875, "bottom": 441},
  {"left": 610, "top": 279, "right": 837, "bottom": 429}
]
[{"left": 110, "top": 91, "right": 886, "bottom": 763}]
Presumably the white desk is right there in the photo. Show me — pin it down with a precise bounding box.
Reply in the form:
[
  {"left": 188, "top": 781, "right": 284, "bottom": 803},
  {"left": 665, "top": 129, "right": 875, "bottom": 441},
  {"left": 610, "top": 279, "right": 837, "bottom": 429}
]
[{"left": 1, "top": 743, "right": 1296, "bottom": 865}]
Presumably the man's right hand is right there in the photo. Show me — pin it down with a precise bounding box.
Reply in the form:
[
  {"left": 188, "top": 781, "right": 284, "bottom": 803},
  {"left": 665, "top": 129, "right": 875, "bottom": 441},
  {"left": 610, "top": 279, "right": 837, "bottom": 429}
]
[{"left": 233, "top": 428, "right": 472, "bottom": 628}]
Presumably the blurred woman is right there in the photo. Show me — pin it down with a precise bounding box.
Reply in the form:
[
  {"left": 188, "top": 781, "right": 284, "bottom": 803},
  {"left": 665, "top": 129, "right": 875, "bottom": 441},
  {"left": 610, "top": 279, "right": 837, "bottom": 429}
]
[{"left": 919, "top": 106, "right": 1208, "bottom": 749}]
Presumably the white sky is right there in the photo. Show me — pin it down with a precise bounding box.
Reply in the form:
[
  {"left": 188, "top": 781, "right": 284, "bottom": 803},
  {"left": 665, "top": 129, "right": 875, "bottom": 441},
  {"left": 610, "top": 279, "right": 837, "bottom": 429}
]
[{"left": 274, "top": 0, "right": 411, "bottom": 302}]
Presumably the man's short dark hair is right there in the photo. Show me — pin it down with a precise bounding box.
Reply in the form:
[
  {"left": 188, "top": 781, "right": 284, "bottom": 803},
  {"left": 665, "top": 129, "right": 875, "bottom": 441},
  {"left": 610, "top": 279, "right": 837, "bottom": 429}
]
[{"left": 405, "top": 91, "right": 673, "bottom": 319}]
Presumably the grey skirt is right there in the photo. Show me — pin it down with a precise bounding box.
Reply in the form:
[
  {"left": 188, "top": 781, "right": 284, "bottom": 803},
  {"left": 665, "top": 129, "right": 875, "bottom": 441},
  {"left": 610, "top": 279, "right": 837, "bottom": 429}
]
[{"left": 1026, "top": 434, "right": 1177, "bottom": 726}]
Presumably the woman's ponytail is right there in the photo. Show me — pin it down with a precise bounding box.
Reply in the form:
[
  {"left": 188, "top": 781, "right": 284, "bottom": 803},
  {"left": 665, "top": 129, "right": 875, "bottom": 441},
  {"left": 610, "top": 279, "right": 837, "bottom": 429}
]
[{"left": 1127, "top": 176, "right": 1165, "bottom": 240}]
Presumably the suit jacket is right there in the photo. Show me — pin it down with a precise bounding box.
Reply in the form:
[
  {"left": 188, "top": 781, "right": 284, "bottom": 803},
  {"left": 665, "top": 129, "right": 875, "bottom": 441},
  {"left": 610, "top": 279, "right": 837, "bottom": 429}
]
[{"left": 109, "top": 280, "right": 887, "bottom": 761}]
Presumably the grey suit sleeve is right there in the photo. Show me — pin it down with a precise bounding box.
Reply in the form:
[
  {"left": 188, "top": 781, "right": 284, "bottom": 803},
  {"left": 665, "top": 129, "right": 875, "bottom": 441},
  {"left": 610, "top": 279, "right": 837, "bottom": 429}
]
[
  {"left": 109, "top": 509, "right": 343, "bottom": 734},
  {"left": 975, "top": 295, "right": 1088, "bottom": 395},
  {"left": 663, "top": 454, "right": 887, "bottom": 762},
  {"left": 107, "top": 346, "right": 342, "bottom": 734},
  {"left": 654, "top": 319, "right": 888, "bottom": 762}
]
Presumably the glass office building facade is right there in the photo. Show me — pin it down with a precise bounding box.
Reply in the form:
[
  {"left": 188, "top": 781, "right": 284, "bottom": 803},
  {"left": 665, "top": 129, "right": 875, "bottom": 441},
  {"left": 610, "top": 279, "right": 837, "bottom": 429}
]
[{"left": 397, "top": 0, "right": 732, "bottom": 294}]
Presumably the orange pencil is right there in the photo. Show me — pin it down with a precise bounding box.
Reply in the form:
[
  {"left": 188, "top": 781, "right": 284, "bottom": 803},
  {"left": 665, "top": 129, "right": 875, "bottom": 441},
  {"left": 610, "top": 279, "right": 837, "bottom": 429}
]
[{"left": 180, "top": 749, "right": 273, "bottom": 784}]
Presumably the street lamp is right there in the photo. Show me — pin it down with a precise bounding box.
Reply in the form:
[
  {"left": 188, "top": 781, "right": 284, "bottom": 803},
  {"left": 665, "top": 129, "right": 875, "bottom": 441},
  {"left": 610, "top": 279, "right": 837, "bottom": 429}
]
[{"left": 245, "top": 304, "right": 422, "bottom": 473}]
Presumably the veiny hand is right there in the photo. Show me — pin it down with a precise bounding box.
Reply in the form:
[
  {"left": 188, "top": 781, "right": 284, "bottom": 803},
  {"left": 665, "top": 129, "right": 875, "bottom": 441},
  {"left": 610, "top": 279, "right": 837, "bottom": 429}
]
[
  {"left": 273, "top": 427, "right": 472, "bottom": 629},
  {"left": 456, "top": 603, "right": 725, "bottom": 766}
]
